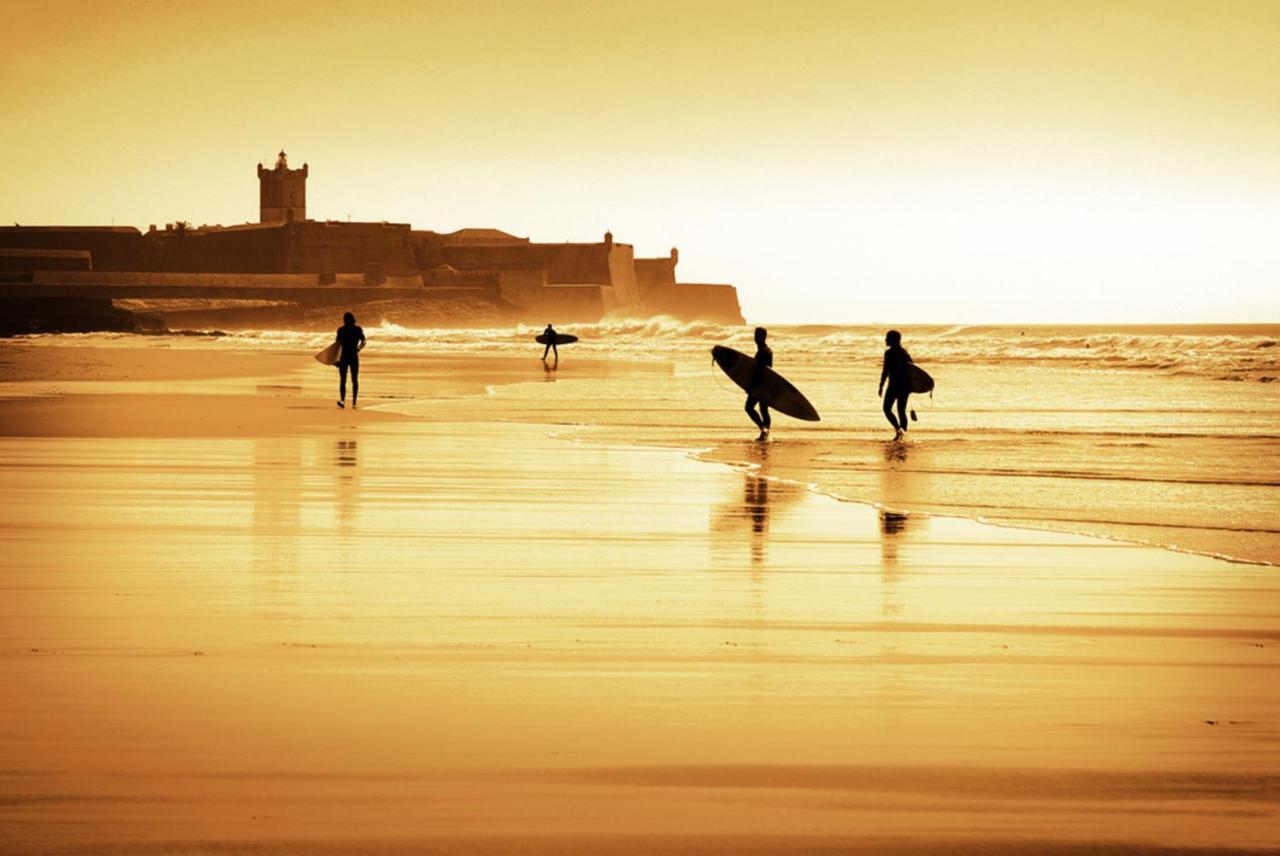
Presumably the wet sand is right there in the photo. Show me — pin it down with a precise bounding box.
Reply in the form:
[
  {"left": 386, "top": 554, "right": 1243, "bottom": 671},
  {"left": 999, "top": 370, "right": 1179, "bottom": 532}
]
[{"left": 0, "top": 341, "right": 1277, "bottom": 853}]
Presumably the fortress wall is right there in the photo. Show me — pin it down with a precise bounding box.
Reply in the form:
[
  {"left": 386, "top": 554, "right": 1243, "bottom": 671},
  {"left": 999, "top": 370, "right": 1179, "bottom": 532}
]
[
  {"left": 643, "top": 283, "right": 744, "bottom": 324},
  {"left": 438, "top": 243, "right": 551, "bottom": 271},
  {"left": 635, "top": 257, "right": 677, "bottom": 291},
  {"left": 333, "top": 273, "right": 423, "bottom": 288},
  {"left": 60, "top": 221, "right": 417, "bottom": 277},
  {"left": 437, "top": 241, "right": 631, "bottom": 316},
  {"left": 536, "top": 284, "right": 608, "bottom": 322},
  {"left": 0, "top": 249, "right": 92, "bottom": 272},
  {"left": 33, "top": 271, "right": 322, "bottom": 287},
  {"left": 0, "top": 227, "right": 144, "bottom": 271},
  {"left": 289, "top": 221, "right": 415, "bottom": 275},
  {"left": 438, "top": 228, "right": 530, "bottom": 246},
  {"left": 29, "top": 271, "right": 424, "bottom": 289},
  {"left": 541, "top": 244, "right": 613, "bottom": 285},
  {"left": 496, "top": 268, "right": 548, "bottom": 308},
  {"left": 148, "top": 226, "right": 291, "bottom": 273}
]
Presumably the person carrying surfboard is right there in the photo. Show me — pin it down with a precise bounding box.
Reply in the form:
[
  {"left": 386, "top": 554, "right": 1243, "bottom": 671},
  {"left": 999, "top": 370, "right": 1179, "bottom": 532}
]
[
  {"left": 745, "top": 326, "right": 773, "bottom": 440},
  {"left": 541, "top": 323, "right": 559, "bottom": 363},
  {"left": 878, "top": 329, "right": 913, "bottom": 441},
  {"left": 335, "top": 311, "right": 366, "bottom": 409}
]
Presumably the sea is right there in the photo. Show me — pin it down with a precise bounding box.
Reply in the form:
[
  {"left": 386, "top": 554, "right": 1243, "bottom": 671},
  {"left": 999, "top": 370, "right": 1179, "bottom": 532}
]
[{"left": 19, "top": 321, "right": 1280, "bottom": 565}]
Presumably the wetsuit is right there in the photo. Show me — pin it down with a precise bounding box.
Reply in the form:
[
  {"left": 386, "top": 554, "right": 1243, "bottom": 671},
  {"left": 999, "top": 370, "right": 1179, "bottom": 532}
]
[
  {"left": 336, "top": 324, "right": 365, "bottom": 403},
  {"left": 881, "top": 345, "right": 913, "bottom": 431},
  {"left": 745, "top": 344, "right": 773, "bottom": 431},
  {"left": 542, "top": 327, "right": 558, "bottom": 361}
]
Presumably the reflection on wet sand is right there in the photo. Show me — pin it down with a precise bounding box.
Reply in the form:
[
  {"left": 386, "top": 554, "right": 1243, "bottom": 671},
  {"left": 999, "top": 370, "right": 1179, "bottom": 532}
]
[
  {"left": 878, "top": 441, "right": 927, "bottom": 617},
  {"left": 3, "top": 416, "right": 1279, "bottom": 853},
  {"left": 879, "top": 509, "right": 911, "bottom": 562},
  {"left": 710, "top": 441, "right": 804, "bottom": 571},
  {"left": 334, "top": 435, "right": 359, "bottom": 531},
  {"left": 252, "top": 436, "right": 302, "bottom": 578},
  {"left": 877, "top": 440, "right": 928, "bottom": 569}
]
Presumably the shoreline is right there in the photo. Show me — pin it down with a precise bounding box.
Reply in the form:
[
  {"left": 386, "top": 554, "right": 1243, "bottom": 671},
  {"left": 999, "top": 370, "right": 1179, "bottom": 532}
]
[
  {"left": 1, "top": 340, "right": 1277, "bottom": 852},
  {"left": 1, "top": 336, "right": 1275, "bottom": 566},
  {"left": 682, "top": 443, "right": 1278, "bottom": 569}
]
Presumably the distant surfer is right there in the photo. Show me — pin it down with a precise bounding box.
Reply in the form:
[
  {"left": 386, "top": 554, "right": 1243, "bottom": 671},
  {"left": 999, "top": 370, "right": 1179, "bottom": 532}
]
[
  {"left": 878, "top": 329, "right": 914, "bottom": 441},
  {"left": 745, "top": 326, "right": 773, "bottom": 441},
  {"left": 541, "top": 323, "right": 559, "bottom": 364},
  {"left": 335, "top": 311, "right": 365, "bottom": 409}
]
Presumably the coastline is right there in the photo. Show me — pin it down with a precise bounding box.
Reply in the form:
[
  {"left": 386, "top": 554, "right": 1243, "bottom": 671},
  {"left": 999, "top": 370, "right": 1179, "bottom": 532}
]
[
  {"left": 3, "top": 331, "right": 1277, "bottom": 566},
  {"left": 373, "top": 342, "right": 1279, "bottom": 567},
  {"left": 1, "top": 337, "right": 1278, "bottom": 852}
]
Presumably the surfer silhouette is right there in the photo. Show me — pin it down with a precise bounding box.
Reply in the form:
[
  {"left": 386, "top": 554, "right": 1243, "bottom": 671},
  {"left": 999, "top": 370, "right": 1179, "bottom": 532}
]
[
  {"left": 335, "top": 311, "right": 365, "bottom": 409},
  {"left": 878, "top": 329, "right": 913, "bottom": 440},
  {"left": 541, "top": 323, "right": 559, "bottom": 365},
  {"left": 745, "top": 326, "right": 773, "bottom": 440}
]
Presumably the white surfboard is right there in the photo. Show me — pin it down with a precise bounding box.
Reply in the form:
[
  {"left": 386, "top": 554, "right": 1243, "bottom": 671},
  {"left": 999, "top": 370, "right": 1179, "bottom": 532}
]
[{"left": 314, "top": 342, "right": 341, "bottom": 365}]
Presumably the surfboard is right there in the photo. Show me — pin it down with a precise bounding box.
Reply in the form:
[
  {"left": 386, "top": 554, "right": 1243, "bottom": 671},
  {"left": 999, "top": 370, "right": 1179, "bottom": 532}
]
[
  {"left": 712, "top": 345, "right": 820, "bottom": 422},
  {"left": 314, "top": 342, "right": 341, "bottom": 365},
  {"left": 908, "top": 364, "right": 934, "bottom": 394},
  {"left": 536, "top": 333, "right": 578, "bottom": 346}
]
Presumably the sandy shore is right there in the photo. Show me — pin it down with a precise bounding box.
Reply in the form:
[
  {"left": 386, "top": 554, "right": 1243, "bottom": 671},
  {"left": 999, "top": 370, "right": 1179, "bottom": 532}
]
[{"left": 0, "top": 340, "right": 1276, "bottom": 853}]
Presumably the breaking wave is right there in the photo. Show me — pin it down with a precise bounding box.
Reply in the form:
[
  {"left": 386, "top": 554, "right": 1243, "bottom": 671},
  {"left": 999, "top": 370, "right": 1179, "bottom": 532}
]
[{"left": 17, "top": 322, "right": 1280, "bottom": 382}]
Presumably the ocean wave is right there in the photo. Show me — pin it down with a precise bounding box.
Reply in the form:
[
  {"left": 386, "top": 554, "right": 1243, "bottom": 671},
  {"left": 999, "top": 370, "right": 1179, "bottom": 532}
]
[
  {"left": 577, "top": 314, "right": 741, "bottom": 339},
  {"left": 13, "top": 323, "right": 1280, "bottom": 382}
]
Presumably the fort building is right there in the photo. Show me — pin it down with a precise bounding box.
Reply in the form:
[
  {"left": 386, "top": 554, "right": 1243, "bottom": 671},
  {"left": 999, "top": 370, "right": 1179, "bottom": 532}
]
[
  {"left": 257, "top": 151, "right": 307, "bottom": 223},
  {"left": 0, "top": 154, "right": 743, "bottom": 331}
]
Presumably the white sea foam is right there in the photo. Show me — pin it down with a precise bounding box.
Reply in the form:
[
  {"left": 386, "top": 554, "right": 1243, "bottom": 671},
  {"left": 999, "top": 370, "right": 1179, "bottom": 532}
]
[{"left": 14, "top": 323, "right": 1280, "bottom": 381}]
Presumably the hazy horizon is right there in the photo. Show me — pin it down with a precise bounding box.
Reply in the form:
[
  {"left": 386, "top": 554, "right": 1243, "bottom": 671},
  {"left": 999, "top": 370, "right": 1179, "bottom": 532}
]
[{"left": 3, "top": 0, "right": 1278, "bottom": 324}]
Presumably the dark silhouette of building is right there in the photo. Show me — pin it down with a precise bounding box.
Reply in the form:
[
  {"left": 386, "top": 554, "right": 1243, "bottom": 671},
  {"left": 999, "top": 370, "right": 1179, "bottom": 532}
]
[
  {"left": 0, "top": 153, "right": 744, "bottom": 327},
  {"left": 258, "top": 151, "right": 307, "bottom": 223}
]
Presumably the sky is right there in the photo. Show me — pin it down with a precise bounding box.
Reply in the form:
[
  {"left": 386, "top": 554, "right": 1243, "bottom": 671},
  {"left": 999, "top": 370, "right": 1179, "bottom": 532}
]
[{"left": 2, "top": 0, "right": 1278, "bottom": 323}]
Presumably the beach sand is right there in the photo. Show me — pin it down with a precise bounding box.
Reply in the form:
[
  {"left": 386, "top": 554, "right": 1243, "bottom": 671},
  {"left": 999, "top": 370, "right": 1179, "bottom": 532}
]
[{"left": 0, "top": 341, "right": 1277, "bottom": 854}]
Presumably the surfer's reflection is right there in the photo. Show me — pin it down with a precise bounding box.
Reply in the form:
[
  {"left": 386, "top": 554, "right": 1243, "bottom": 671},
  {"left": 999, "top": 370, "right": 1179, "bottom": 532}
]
[
  {"left": 877, "top": 440, "right": 927, "bottom": 601},
  {"left": 883, "top": 441, "right": 909, "bottom": 465},
  {"left": 336, "top": 438, "right": 358, "bottom": 468},
  {"left": 878, "top": 509, "right": 913, "bottom": 566},
  {"left": 334, "top": 436, "right": 360, "bottom": 530},
  {"left": 744, "top": 476, "right": 770, "bottom": 565},
  {"left": 711, "top": 443, "right": 802, "bottom": 570}
]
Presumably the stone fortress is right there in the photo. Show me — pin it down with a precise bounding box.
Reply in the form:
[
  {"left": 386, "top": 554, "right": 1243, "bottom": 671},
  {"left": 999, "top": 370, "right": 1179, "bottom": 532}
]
[{"left": 0, "top": 152, "right": 743, "bottom": 332}]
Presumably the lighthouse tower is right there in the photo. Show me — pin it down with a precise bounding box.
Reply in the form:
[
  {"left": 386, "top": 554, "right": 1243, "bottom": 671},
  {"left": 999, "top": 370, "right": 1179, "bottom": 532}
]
[{"left": 257, "top": 151, "right": 308, "bottom": 223}]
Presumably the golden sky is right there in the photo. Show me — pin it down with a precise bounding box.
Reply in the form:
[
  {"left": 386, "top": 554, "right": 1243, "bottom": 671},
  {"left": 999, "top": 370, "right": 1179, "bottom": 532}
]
[{"left": 3, "top": 0, "right": 1278, "bottom": 322}]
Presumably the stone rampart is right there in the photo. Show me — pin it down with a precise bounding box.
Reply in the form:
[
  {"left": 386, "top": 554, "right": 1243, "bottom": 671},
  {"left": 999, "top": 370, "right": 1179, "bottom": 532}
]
[{"left": 643, "top": 283, "right": 744, "bottom": 324}]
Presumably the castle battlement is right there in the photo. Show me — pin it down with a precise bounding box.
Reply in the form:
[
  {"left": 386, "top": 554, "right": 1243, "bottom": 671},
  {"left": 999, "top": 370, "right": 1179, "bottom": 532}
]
[{"left": 257, "top": 151, "right": 308, "bottom": 224}]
